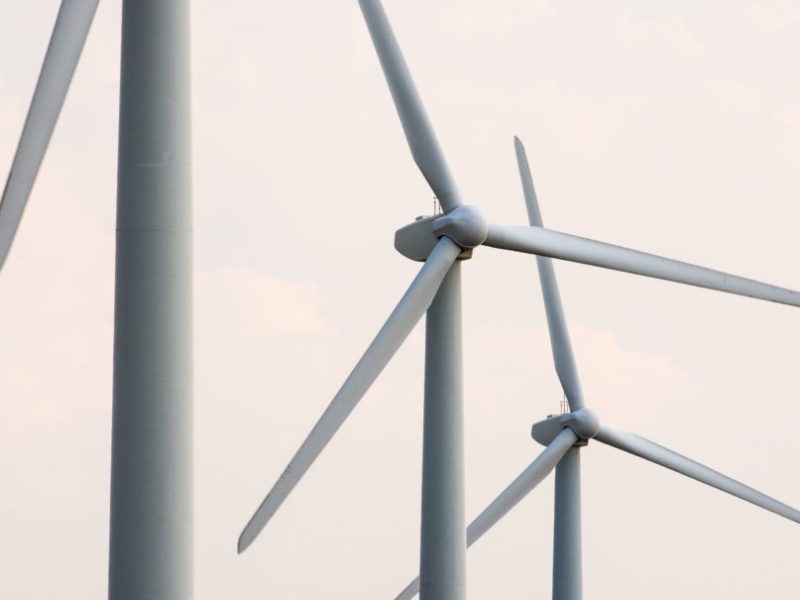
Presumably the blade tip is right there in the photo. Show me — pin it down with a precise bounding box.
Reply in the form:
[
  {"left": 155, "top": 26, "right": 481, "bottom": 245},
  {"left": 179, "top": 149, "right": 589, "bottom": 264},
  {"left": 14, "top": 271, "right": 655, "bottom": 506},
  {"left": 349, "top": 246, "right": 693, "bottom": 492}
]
[{"left": 237, "top": 531, "right": 253, "bottom": 554}]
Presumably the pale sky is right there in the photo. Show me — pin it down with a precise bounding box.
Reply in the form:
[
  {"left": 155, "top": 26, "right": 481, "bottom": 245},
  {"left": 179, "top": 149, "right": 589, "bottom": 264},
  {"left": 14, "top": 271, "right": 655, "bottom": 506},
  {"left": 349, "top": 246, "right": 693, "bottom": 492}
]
[{"left": 2, "top": 1, "right": 800, "bottom": 598}]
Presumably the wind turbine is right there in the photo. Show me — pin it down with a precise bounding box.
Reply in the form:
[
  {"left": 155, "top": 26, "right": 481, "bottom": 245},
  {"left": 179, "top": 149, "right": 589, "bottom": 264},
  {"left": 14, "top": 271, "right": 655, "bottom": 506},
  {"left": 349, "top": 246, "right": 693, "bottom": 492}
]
[
  {"left": 0, "top": 2, "right": 193, "bottom": 599},
  {"left": 239, "top": 1, "right": 800, "bottom": 599},
  {"left": 391, "top": 137, "right": 800, "bottom": 600}
]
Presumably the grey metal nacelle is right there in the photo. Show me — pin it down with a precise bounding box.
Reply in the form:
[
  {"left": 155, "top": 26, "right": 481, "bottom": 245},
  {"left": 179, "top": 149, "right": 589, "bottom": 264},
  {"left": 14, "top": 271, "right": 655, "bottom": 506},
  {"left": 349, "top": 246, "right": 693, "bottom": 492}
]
[
  {"left": 532, "top": 408, "right": 601, "bottom": 447},
  {"left": 395, "top": 205, "right": 488, "bottom": 261}
]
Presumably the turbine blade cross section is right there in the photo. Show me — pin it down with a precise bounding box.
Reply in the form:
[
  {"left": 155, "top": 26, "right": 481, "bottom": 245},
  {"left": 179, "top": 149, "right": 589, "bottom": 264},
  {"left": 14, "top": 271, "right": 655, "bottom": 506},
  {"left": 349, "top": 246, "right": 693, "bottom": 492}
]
[{"left": 238, "top": 236, "right": 462, "bottom": 553}]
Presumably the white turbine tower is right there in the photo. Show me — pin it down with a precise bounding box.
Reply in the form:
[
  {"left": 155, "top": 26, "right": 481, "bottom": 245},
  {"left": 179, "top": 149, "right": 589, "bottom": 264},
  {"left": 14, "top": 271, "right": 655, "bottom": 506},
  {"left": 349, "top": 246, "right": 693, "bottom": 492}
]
[
  {"left": 238, "top": 1, "right": 800, "bottom": 599},
  {"left": 0, "top": 2, "right": 193, "bottom": 599},
  {"left": 109, "top": 2, "right": 193, "bottom": 599}
]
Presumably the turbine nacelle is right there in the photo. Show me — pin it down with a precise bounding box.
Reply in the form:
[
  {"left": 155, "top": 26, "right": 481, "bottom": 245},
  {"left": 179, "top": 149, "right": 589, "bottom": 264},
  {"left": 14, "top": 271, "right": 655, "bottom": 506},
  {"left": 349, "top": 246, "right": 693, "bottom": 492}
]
[
  {"left": 394, "top": 205, "right": 488, "bottom": 261},
  {"left": 531, "top": 408, "right": 601, "bottom": 447}
]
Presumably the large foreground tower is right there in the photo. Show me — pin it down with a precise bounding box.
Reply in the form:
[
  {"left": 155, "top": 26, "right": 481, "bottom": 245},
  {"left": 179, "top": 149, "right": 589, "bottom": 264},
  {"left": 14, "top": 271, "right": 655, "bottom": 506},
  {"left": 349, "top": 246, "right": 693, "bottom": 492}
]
[{"left": 109, "top": 1, "right": 193, "bottom": 598}]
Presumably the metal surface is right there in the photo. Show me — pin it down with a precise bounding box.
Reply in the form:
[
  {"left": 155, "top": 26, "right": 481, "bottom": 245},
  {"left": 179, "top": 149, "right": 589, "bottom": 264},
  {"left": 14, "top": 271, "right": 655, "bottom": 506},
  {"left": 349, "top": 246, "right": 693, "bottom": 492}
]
[
  {"left": 358, "top": 0, "right": 463, "bottom": 213},
  {"left": 238, "top": 236, "right": 462, "bottom": 553},
  {"left": 394, "top": 428, "right": 577, "bottom": 600},
  {"left": 395, "top": 215, "right": 473, "bottom": 262},
  {"left": 514, "top": 137, "right": 584, "bottom": 411},
  {"left": 108, "top": 1, "right": 193, "bottom": 598},
  {"left": 596, "top": 426, "right": 800, "bottom": 524},
  {"left": 553, "top": 447, "right": 582, "bottom": 600},
  {"left": 0, "top": 0, "right": 99, "bottom": 270},
  {"left": 420, "top": 260, "right": 466, "bottom": 600},
  {"left": 395, "top": 215, "right": 441, "bottom": 261},
  {"left": 531, "top": 409, "right": 599, "bottom": 447},
  {"left": 484, "top": 224, "right": 800, "bottom": 307}
]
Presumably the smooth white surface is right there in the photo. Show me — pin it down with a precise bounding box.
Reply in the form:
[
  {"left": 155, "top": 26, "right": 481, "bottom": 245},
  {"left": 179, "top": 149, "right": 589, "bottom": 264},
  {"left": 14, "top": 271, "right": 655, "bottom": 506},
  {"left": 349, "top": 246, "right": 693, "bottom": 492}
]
[{"left": 1, "top": 1, "right": 799, "bottom": 599}]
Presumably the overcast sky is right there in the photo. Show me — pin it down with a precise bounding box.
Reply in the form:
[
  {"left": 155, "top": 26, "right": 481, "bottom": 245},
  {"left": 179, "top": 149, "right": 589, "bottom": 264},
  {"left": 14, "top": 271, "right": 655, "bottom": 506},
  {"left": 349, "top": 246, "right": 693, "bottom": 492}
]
[{"left": 2, "top": 1, "right": 800, "bottom": 598}]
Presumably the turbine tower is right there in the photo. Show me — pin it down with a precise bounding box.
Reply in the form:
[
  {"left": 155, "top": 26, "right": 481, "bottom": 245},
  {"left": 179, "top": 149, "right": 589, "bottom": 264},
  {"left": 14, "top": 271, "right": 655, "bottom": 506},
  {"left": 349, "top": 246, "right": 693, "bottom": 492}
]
[
  {"left": 109, "top": 1, "right": 193, "bottom": 599},
  {"left": 238, "top": 2, "right": 800, "bottom": 599}
]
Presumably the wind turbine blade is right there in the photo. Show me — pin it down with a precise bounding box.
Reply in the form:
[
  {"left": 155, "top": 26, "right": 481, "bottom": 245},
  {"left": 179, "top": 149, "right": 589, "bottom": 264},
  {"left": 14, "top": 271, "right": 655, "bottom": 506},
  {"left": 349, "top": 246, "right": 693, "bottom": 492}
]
[
  {"left": 514, "top": 137, "right": 544, "bottom": 228},
  {"left": 595, "top": 426, "right": 800, "bottom": 524},
  {"left": 394, "top": 578, "right": 421, "bottom": 600},
  {"left": 238, "top": 237, "right": 462, "bottom": 553},
  {"left": 0, "top": 0, "right": 99, "bottom": 271},
  {"left": 358, "top": 0, "right": 463, "bottom": 213},
  {"left": 484, "top": 224, "right": 800, "bottom": 308},
  {"left": 394, "top": 427, "right": 579, "bottom": 600},
  {"left": 465, "top": 428, "right": 577, "bottom": 545},
  {"left": 514, "top": 137, "right": 584, "bottom": 411}
]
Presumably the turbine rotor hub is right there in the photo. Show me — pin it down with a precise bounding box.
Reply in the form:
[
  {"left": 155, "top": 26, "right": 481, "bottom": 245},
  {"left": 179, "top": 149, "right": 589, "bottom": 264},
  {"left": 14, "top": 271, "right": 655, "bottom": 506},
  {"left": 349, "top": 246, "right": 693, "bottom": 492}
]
[
  {"left": 531, "top": 408, "right": 601, "bottom": 447},
  {"left": 432, "top": 205, "right": 489, "bottom": 249},
  {"left": 394, "top": 205, "right": 487, "bottom": 261}
]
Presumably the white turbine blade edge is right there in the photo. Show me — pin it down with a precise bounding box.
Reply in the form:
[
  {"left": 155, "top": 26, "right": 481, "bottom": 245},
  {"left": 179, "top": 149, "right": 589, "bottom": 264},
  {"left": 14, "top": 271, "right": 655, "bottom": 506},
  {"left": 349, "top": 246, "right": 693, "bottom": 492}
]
[
  {"left": 0, "top": 0, "right": 99, "bottom": 271},
  {"left": 595, "top": 426, "right": 800, "bottom": 524},
  {"left": 238, "top": 237, "right": 462, "bottom": 553},
  {"left": 358, "top": 0, "right": 463, "bottom": 213},
  {"left": 484, "top": 224, "right": 800, "bottom": 308},
  {"left": 514, "top": 137, "right": 584, "bottom": 411},
  {"left": 394, "top": 427, "right": 579, "bottom": 600}
]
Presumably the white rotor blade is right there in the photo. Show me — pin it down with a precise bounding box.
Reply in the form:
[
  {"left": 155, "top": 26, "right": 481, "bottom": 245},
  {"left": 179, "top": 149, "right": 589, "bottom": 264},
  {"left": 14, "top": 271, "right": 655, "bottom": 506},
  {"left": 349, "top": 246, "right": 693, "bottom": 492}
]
[
  {"left": 238, "top": 237, "right": 462, "bottom": 553},
  {"left": 358, "top": 0, "right": 463, "bottom": 213},
  {"left": 394, "top": 428, "right": 579, "bottom": 600},
  {"left": 485, "top": 224, "right": 800, "bottom": 307},
  {"left": 0, "top": 0, "right": 99, "bottom": 270},
  {"left": 514, "top": 137, "right": 584, "bottom": 410},
  {"left": 596, "top": 426, "right": 800, "bottom": 524}
]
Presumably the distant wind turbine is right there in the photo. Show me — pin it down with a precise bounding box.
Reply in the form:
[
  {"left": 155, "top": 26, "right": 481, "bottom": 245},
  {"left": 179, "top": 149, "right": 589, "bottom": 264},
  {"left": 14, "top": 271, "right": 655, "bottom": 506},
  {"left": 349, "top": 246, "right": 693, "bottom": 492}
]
[{"left": 391, "top": 137, "right": 800, "bottom": 600}]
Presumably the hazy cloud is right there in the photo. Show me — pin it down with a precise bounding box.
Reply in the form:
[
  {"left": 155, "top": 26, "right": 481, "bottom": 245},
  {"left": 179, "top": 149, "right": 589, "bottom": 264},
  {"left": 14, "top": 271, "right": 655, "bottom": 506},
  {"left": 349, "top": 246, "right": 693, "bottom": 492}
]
[
  {"left": 200, "top": 267, "right": 331, "bottom": 337},
  {"left": 618, "top": 12, "right": 711, "bottom": 58},
  {"left": 747, "top": 0, "right": 798, "bottom": 32}
]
